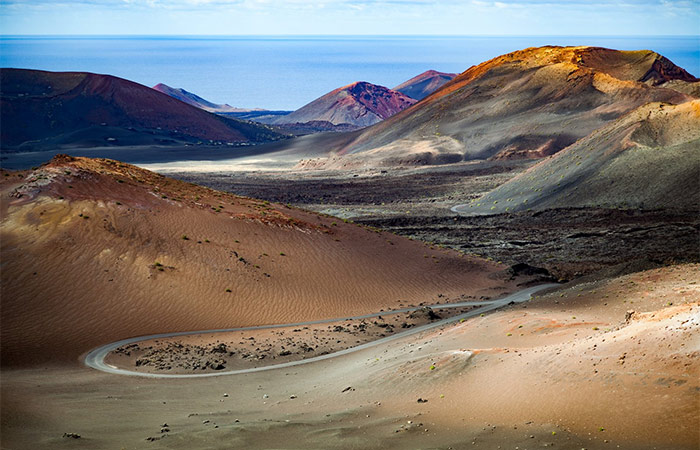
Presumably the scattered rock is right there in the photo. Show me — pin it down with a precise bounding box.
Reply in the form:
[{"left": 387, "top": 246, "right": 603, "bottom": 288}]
[
  {"left": 417, "top": 398, "right": 428, "bottom": 403},
  {"left": 409, "top": 307, "right": 441, "bottom": 321},
  {"left": 210, "top": 360, "right": 226, "bottom": 370},
  {"left": 63, "top": 432, "right": 81, "bottom": 439},
  {"left": 211, "top": 343, "right": 228, "bottom": 354}
]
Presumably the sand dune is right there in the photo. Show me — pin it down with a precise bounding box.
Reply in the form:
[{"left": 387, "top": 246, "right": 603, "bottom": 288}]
[{"left": 0, "top": 155, "right": 515, "bottom": 366}]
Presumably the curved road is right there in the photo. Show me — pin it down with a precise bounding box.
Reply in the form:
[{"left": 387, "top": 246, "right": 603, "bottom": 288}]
[
  {"left": 450, "top": 203, "right": 474, "bottom": 214},
  {"left": 85, "top": 284, "right": 558, "bottom": 378}
]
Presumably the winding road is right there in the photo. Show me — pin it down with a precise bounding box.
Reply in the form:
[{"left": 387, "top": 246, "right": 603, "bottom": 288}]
[{"left": 84, "top": 283, "right": 558, "bottom": 378}]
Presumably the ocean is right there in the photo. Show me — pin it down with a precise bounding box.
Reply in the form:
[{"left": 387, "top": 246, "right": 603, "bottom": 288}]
[{"left": 1, "top": 35, "right": 698, "bottom": 111}]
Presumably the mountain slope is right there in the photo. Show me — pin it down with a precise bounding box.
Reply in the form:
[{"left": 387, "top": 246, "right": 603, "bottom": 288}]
[
  {"left": 0, "top": 155, "right": 510, "bottom": 366},
  {"left": 152, "top": 83, "right": 260, "bottom": 113},
  {"left": 455, "top": 99, "right": 700, "bottom": 214},
  {"left": 272, "top": 81, "right": 417, "bottom": 127},
  {"left": 393, "top": 70, "right": 457, "bottom": 100},
  {"left": 0, "top": 69, "right": 284, "bottom": 150},
  {"left": 332, "top": 46, "right": 697, "bottom": 167}
]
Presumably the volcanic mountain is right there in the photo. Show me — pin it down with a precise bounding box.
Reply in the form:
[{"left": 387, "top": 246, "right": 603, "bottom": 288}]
[
  {"left": 393, "top": 70, "right": 457, "bottom": 100},
  {"left": 327, "top": 46, "right": 697, "bottom": 167},
  {"left": 0, "top": 69, "right": 284, "bottom": 151},
  {"left": 152, "top": 83, "right": 261, "bottom": 113},
  {"left": 0, "top": 155, "right": 510, "bottom": 366},
  {"left": 456, "top": 99, "right": 700, "bottom": 214},
  {"left": 271, "top": 81, "right": 417, "bottom": 128}
]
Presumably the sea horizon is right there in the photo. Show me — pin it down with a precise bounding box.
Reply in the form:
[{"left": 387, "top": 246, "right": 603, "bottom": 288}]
[{"left": 2, "top": 35, "right": 698, "bottom": 110}]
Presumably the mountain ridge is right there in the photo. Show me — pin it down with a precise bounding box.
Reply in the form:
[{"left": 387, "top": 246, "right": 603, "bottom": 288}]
[
  {"left": 152, "top": 83, "right": 264, "bottom": 113},
  {"left": 271, "top": 81, "right": 417, "bottom": 128},
  {"left": 393, "top": 70, "right": 457, "bottom": 100},
  {"left": 326, "top": 46, "right": 697, "bottom": 167},
  {"left": 0, "top": 69, "right": 285, "bottom": 151}
]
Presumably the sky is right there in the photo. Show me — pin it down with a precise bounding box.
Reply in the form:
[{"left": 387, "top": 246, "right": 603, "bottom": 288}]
[{"left": 0, "top": 0, "right": 699, "bottom": 36}]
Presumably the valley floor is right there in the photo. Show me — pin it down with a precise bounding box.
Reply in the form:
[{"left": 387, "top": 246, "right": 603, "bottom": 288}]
[
  {"left": 164, "top": 161, "right": 699, "bottom": 280},
  {"left": 2, "top": 157, "right": 698, "bottom": 449},
  {"left": 2, "top": 264, "right": 698, "bottom": 449}
]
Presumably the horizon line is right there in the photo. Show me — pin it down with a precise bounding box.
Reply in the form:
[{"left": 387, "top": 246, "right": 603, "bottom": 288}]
[{"left": 2, "top": 33, "right": 699, "bottom": 38}]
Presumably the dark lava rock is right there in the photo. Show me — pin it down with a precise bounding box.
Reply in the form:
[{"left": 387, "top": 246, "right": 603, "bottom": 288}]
[
  {"left": 509, "top": 263, "right": 552, "bottom": 278},
  {"left": 211, "top": 343, "right": 228, "bottom": 354}
]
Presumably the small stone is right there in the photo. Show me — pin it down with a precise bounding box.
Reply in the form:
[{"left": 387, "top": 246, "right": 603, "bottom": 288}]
[
  {"left": 290, "top": 395, "right": 297, "bottom": 399},
  {"left": 63, "top": 433, "right": 81, "bottom": 439}
]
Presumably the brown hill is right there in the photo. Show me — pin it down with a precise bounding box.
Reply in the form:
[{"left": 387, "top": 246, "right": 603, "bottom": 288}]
[
  {"left": 393, "top": 70, "right": 457, "bottom": 100},
  {"left": 0, "top": 69, "right": 284, "bottom": 150},
  {"left": 272, "top": 81, "right": 417, "bottom": 127},
  {"left": 456, "top": 99, "right": 700, "bottom": 214},
  {"left": 328, "top": 46, "right": 697, "bottom": 167},
  {"left": 152, "top": 83, "right": 262, "bottom": 113},
  {"left": 0, "top": 155, "right": 513, "bottom": 367}
]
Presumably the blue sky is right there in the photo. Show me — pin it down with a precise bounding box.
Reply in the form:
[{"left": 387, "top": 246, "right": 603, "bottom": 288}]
[{"left": 1, "top": 0, "right": 698, "bottom": 35}]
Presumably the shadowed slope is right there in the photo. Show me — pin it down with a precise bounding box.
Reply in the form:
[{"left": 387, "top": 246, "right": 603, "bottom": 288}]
[
  {"left": 0, "top": 69, "right": 285, "bottom": 150},
  {"left": 329, "top": 46, "right": 696, "bottom": 167},
  {"left": 0, "top": 156, "right": 510, "bottom": 366},
  {"left": 456, "top": 100, "right": 700, "bottom": 214}
]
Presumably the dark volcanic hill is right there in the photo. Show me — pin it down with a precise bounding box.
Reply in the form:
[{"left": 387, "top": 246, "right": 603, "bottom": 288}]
[
  {"left": 272, "top": 81, "right": 417, "bottom": 128},
  {"left": 0, "top": 69, "right": 284, "bottom": 151},
  {"left": 152, "top": 83, "right": 258, "bottom": 113},
  {"left": 327, "top": 46, "right": 697, "bottom": 167},
  {"left": 393, "top": 70, "right": 457, "bottom": 100}
]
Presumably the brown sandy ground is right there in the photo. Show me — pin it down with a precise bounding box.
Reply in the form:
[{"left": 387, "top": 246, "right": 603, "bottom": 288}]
[
  {"left": 167, "top": 161, "right": 699, "bottom": 281},
  {"left": 0, "top": 156, "right": 517, "bottom": 367},
  {"left": 1, "top": 264, "right": 697, "bottom": 449},
  {"left": 104, "top": 304, "right": 478, "bottom": 374}
]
